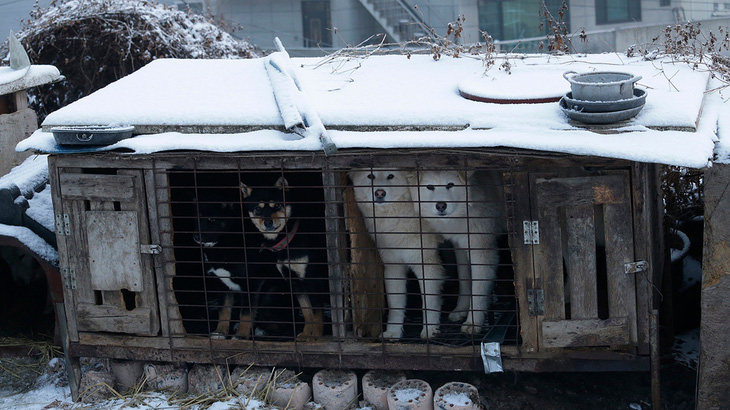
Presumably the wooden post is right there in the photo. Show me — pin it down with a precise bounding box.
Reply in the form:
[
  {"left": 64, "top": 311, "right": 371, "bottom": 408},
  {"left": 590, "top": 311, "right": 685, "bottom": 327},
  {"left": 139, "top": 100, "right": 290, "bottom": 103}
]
[{"left": 697, "top": 163, "right": 730, "bottom": 408}]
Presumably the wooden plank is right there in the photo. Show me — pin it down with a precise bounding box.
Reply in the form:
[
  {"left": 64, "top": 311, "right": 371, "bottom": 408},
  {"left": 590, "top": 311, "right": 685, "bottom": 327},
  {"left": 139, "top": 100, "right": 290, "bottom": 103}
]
[
  {"left": 534, "top": 174, "right": 627, "bottom": 208},
  {"left": 85, "top": 211, "right": 144, "bottom": 291},
  {"left": 564, "top": 204, "right": 598, "bottom": 319},
  {"left": 76, "top": 304, "right": 154, "bottom": 334},
  {"left": 49, "top": 160, "right": 80, "bottom": 342},
  {"left": 60, "top": 173, "right": 135, "bottom": 201},
  {"left": 631, "top": 163, "right": 659, "bottom": 355},
  {"left": 145, "top": 168, "right": 170, "bottom": 338},
  {"left": 322, "top": 169, "right": 348, "bottom": 339},
  {"left": 603, "top": 197, "right": 638, "bottom": 344},
  {"left": 698, "top": 162, "right": 730, "bottom": 408},
  {"left": 503, "top": 171, "right": 538, "bottom": 353},
  {"left": 89, "top": 201, "right": 127, "bottom": 312},
  {"left": 542, "top": 318, "right": 630, "bottom": 348},
  {"left": 532, "top": 174, "right": 565, "bottom": 323},
  {"left": 153, "top": 164, "right": 187, "bottom": 337},
  {"left": 343, "top": 184, "right": 384, "bottom": 339},
  {"left": 118, "top": 169, "right": 160, "bottom": 336}
]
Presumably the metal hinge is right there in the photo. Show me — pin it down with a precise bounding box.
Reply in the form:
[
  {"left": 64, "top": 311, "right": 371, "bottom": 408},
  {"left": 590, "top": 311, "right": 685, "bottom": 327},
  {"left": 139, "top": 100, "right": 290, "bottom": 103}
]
[
  {"left": 527, "top": 289, "right": 545, "bottom": 316},
  {"left": 61, "top": 267, "right": 77, "bottom": 289},
  {"left": 140, "top": 244, "right": 162, "bottom": 255},
  {"left": 523, "top": 220, "right": 540, "bottom": 245},
  {"left": 625, "top": 260, "right": 649, "bottom": 274},
  {"left": 55, "top": 214, "right": 70, "bottom": 236}
]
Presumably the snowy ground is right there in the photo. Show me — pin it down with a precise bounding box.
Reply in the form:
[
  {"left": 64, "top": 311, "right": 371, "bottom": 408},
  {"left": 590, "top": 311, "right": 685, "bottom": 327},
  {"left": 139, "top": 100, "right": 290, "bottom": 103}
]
[{"left": 0, "top": 335, "right": 699, "bottom": 410}]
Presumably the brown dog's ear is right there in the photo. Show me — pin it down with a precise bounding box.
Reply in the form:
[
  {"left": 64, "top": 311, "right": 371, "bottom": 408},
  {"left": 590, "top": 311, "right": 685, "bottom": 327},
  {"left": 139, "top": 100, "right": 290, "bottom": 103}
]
[
  {"left": 275, "top": 177, "right": 289, "bottom": 191},
  {"left": 240, "top": 182, "right": 252, "bottom": 198}
]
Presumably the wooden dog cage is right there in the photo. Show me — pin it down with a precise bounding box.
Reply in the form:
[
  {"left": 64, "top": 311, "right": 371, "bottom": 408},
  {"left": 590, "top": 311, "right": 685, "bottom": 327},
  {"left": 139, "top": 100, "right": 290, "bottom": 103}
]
[{"left": 49, "top": 147, "right": 662, "bottom": 385}]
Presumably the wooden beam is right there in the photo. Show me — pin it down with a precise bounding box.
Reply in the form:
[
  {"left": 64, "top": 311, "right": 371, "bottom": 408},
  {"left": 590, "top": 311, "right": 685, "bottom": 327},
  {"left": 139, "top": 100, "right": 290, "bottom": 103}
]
[{"left": 697, "top": 163, "right": 730, "bottom": 408}]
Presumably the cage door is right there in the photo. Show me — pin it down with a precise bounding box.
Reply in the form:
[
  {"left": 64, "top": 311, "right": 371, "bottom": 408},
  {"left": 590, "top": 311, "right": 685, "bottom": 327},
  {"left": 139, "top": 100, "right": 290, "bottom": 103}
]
[
  {"left": 59, "top": 170, "right": 160, "bottom": 336},
  {"left": 530, "top": 172, "right": 637, "bottom": 349}
]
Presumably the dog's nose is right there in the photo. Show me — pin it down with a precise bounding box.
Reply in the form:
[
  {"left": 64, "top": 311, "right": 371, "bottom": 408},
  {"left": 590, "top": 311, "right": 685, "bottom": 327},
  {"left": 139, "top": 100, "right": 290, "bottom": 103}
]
[
  {"left": 375, "top": 189, "right": 386, "bottom": 199},
  {"left": 436, "top": 202, "right": 447, "bottom": 212},
  {"left": 264, "top": 219, "right": 274, "bottom": 229}
]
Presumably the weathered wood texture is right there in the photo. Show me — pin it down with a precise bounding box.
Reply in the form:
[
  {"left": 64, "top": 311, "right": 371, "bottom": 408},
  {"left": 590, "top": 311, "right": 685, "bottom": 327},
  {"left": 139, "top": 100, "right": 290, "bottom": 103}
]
[
  {"left": 56, "top": 168, "right": 160, "bottom": 336},
  {"left": 531, "top": 172, "right": 636, "bottom": 349},
  {"left": 698, "top": 163, "right": 730, "bottom": 409},
  {"left": 343, "top": 184, "right": 385, "bottom": 339},
  {"left": 0, "top": 107, "right": 35, "bottom": 175}
]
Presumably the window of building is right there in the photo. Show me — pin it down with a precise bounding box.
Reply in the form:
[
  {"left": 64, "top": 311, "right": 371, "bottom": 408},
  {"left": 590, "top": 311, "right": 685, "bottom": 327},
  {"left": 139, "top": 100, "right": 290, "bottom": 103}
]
[
  {"left": 478, "top": 0, "right": 569, "bottom": 42},
  {"left": 595, "top": 0, "right": 641, "bottom": 25},
  {"left": 660, "top": 0, "right": 671, "bottom": 6},
  {"left": 302, "top": 1, "right": 332, "bottom": 48}
]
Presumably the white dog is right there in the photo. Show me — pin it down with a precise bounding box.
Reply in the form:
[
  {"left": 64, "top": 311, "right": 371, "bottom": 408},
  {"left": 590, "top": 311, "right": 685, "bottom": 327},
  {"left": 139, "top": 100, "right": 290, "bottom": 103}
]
[
  {"left": 410, "top": 170, "right": 505, "bottom": 334},
  {"left": 350, "top": 169, "right": 445, "bottom": 339}
]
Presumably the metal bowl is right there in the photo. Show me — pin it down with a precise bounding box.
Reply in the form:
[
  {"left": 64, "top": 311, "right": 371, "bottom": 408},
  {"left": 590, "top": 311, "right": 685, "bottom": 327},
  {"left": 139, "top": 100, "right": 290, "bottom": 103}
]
[
  {"left": 559, "top": 97, "right": 644, "bottom": 124},
  {"left": 562, "top": 89, "right": 647, "bottom": 113},
  {"left": 51, "top": 125, "right": 134, "bottom": 146},
  {"left": 563, "top": 71, "right": 641, "bottom": 101}
]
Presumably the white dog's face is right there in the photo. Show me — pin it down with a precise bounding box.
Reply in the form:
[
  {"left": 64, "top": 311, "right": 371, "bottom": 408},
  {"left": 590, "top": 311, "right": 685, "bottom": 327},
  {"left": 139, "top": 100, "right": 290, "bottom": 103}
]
[
  {"left": 414, "top": 170, "right": 468, "bottom": 217},
  {"left": 350, "top": 169, "right": 410, "bottom": 204}
]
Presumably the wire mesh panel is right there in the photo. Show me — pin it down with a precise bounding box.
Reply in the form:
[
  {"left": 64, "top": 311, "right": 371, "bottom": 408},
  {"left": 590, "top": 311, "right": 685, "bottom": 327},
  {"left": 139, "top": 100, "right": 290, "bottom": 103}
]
[
  {"left": 344, "top": 161, "right": 518, "bottom": 350},
  {"left": 167, "top": 168, "right": 331, "bottom": 342},
  {"left": 155, "top": 153, "right": 520, "bottom": 368}
]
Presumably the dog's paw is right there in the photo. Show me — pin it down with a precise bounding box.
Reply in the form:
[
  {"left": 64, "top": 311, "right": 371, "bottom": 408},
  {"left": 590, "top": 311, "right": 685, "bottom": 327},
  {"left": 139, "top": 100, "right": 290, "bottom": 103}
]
[
  {"left": 460, "top": 321, "right": 483, "bottom": 335},
  {"left": 380, "top": 330, "right": 403, "bottom": 340},
  {"left": 420, "top": 326, "right": 440, "bottom": 339},
  {"left": 210, "top": 332, "right": 227, "bottom": 340},
  {"left": 448, "top": 310, "right": 468, "bottom": 322}
]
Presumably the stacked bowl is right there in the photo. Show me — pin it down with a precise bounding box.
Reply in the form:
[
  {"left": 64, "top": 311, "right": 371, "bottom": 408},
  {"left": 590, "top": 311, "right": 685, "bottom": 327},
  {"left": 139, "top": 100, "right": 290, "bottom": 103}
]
[{"left": 560, "top": 71, "right": 647, "bottom": 124}]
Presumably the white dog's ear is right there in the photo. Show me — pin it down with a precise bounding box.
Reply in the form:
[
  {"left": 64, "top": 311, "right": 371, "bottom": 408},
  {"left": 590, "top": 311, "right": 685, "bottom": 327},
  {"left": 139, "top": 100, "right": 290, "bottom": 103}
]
[
  {"left": 240, "top": 182, "right": 252, "bottom": 198},
  {"left": 275, "top": 176, "right": 290, "bottom": 191}
]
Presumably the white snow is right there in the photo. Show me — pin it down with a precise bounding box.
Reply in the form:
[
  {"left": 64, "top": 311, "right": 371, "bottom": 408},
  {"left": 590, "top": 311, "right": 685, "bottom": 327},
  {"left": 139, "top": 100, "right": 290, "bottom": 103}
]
[
  {"left": 394, "top": 387, "right": 423, "bottom": 402},
  {"left": 442, "top": 391, "right": 472, "bottom": 406},
  {"left": 17, "top": 53, "right": 720, "bottom": 168},
  {"left": 0, "top": 65, "right": 63, "bottom": 96},
  {"left": 0, "top": 224, "right": 58, "bottom": 264},
  {"left": 25, "top": 187, "right": 55, "bottom": 233},
  {"left": 0, "top": 155, "right": 48, "bottom": 195}
]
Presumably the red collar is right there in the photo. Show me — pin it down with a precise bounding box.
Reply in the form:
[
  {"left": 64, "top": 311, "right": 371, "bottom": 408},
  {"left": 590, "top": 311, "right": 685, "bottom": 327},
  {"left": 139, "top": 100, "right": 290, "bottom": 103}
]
[{"left": 261, "top": 219, "right": 300, "bottom": 252}]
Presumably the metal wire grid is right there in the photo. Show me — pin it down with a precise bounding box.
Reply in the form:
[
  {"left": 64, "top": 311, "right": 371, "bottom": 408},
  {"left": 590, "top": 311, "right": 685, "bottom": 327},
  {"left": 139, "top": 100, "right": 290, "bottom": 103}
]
[{"left": 156, "top": 155, "right": 520, "bottom": 364}]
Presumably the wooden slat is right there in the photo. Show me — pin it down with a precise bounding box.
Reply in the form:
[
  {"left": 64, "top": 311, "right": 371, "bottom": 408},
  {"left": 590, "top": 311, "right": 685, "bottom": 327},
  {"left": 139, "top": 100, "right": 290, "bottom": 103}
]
[
  {"left": 343, "top": 184, "right": 384, "bottom": 339},
  {"left": 322, "top": 169, "right": 349, "bottom": 339},
  {"left": 76, "top": 304, "right": 154, "bottom": 334},
  {"left": 534, "top": 174, "right": 627, "bottom": 208},
  {"left": 153, "top": 164, "right": 187, "bottom": 337},
  {"left": 145, "top": 168, "right": 171, "bottom": 338},
  {"left": 86, "top": 211, "right": 144, "bottom": 291},
  {"left": 49, "top": 160, "right": 80, "bottom": 342},
  {"left": 604, "top": 201, "right": 638, "bottom": 344},
  {"left": 119, "top": 169, "right": 160, "bottom": 336},
  {"left": 503, "top": 171, "right": 538, "bottom": 353},
  {"left": 631, "top": 163, "right": 658, "bottom": 355},
  {"left": 542, "top": 318, "right": 630, "bottom": 348},
  {"left": 564, "top": 204, "right": 598, "bottom": 319},
  {"left": 60, "top": 173, "right": 135, "bottom": 201},
  {"left": 532, "top": 174, "right": 565, "bottom": 322}
]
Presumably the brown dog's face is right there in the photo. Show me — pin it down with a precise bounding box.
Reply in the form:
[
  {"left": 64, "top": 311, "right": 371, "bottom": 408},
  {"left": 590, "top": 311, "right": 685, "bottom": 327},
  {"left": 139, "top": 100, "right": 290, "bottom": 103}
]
[{"left": 241, "top": 177, "right": 291, "bottom": 235}]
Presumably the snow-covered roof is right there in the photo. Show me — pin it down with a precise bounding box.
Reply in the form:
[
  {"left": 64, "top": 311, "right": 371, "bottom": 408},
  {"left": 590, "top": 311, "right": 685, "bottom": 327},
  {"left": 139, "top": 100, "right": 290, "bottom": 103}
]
[
  {"left": 0, "top": 65, "right": 63, "bottom": 96},
  {"left": 17, "top": 53, "right": 723, "bottom": 168}
]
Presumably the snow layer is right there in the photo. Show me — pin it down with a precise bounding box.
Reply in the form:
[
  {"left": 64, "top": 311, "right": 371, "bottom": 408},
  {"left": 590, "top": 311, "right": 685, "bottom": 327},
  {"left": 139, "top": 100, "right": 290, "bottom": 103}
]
[
  {"left": 0, "top": 65, "right": 62, "bottom": 95},
  {"left": 0, "top": 224, "right": 58, "bottom": 264},
  {"left": 21, "top": 53, "right": 720, "bottom": 168},
  {"left": 0, "top": 155, "right": 48, "bottom": 195}
]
